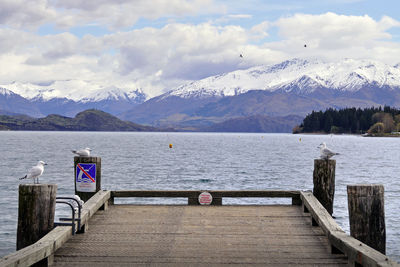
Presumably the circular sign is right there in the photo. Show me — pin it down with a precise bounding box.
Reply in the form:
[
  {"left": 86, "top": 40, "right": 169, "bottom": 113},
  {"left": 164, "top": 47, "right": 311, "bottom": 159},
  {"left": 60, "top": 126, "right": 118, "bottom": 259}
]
[{"left": 198, "top": 192, "right": 213, "bottom": 205}]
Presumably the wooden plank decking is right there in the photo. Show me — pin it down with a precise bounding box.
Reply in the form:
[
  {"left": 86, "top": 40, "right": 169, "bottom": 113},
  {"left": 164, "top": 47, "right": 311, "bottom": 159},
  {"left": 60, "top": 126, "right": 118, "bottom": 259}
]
[{"left": 51, "top": 204, "right": 348, "bottom": 266}]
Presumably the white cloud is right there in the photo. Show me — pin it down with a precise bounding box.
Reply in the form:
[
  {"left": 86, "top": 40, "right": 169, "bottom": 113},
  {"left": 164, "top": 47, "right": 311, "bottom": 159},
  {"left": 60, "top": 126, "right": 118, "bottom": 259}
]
[
  {"left": 378, "top": 15, "right": 400, "bottom": 31},
  {"left": 0, "top": 0, "right": 222, "bottom": 29},
  {"left": 0, "top": 0, "right": 56, "bottom": 28},
  {"left": 270, "top": 12, "right": 400, "bottom": 63},
  {"left": 1, "top": 8, "right": 400, "bottom": 99},
  {"left": 276, "top": 13, "right": 394, "bottom": 44},
  {"left": 0, "top": 21, "right": 277, "bottom": 97},
  {"left": 104, "top": 23, "right": 252, "bottom": 79},
  {"left": 227, "top": 14, "right": 252, "bottom": 19},
  {"left": 250, "top": 21, "right": 270, "bottom": 39}
]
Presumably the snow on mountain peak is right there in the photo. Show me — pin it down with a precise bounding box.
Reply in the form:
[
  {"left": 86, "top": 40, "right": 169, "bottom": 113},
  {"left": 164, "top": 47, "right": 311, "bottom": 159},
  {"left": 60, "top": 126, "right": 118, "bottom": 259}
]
[
  {"left": 0, "top": 80, "right": 147, "bottom": 103},
  {"left": 0, "top": 87, "right": 15, "bottom": 96},
  {"left": 80, "top": 87, "right": 146, "bottom": 103},
  {"left": 166, "top": 58, "right": 400, "bottom": 99}
]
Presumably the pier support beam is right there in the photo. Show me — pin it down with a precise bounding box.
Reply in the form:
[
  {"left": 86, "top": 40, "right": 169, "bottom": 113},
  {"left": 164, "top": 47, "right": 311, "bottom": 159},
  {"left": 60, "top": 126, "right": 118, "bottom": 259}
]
[
  {"left": 17, "top": 184, "right": 57, "bottom": 266},
  {"left": 313, "top": 159, "right": 336, "bottom": 215},
  {"left": 74, "top": 156, "right": 101, "bottom": 202},
  {"left": 347, "top": 184, "right": 385, "bottom": 254}
]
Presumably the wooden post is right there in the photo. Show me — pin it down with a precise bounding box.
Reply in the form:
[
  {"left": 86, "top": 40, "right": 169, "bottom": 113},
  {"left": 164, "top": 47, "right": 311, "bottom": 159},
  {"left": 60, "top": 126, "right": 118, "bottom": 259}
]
[
  {"left": 347, "top": 184, "right": 385, "bottom": 254},
  {"left": 313, "top": 159, "right": 336, "bottom": 215},
  {"left": 17, "top": 184, "right": 57, "bottom": 250},
  {"left": 74, "top": 156, "right": 101, "bottom": 202}
]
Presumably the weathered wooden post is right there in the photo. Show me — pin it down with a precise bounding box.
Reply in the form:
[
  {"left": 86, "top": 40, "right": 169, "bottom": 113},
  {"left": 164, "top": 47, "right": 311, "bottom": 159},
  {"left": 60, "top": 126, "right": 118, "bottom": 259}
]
[
  {"left": 347, "top": 184, "right": 385, "bottom": 254},
  {"left": 17, "top": 184, "right": 57, "bottom": 267},
  {"left": 74, "top": 156, "right": 101, "bottom": 202},
  {"left": 313, "top": 159, "right": 336, "bottom": 215}
]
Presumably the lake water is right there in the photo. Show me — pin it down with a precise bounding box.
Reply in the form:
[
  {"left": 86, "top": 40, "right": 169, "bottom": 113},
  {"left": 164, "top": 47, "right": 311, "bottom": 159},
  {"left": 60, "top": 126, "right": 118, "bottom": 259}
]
[{"left": 0, "top": 131, "right": 399, "bottom": 262}]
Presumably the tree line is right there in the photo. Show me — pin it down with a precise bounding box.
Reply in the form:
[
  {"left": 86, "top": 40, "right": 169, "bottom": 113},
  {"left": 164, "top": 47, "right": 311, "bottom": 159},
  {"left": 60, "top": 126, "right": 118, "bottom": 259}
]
[{"left": 293, "top": 106, "right": 400, "bottom": 134}]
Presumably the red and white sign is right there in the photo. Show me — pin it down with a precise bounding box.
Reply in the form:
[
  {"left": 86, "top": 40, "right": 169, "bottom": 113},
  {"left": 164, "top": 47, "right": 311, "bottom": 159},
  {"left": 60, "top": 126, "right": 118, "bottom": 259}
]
[{"left": 198, "top": 192, "right": 212, "bottom": 205}]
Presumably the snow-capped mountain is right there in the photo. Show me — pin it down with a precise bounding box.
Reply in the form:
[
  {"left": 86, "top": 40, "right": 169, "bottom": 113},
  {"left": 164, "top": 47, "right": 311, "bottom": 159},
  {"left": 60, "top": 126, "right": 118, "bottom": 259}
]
[
  {"left": 3, "top": 80, "right": 147, "bottom": 102},
  {"left": 0, "top": 87, "right": 13, "bottom": 96},
  {"left": 3, "top": 58, "right": 400, "bottom": 129},
  {"left": 165, "top": 58, "right": 400, "bottom": 99},
  {"left": 0, "top": 81, "right": 147, "bottom": 117},
  {"left": 79, "top": 87, "right": 146, "bottom": 103},
  {"left": 122, "top": 58, "right": 400, "bottom": 128},
  {"left": 0, "top": 87, "right": 43, "bottom": 116}
]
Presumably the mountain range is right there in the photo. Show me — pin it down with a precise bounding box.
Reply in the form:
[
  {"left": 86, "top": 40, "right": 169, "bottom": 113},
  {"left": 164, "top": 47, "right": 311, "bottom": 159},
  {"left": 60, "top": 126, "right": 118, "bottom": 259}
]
[
  {"left": 1, "top": 58, "right": 400, "bottom": 132},
  {"left": 0, "top": 84, "right": 146, "bottom": 117},
  {"left": 120, "top": 58, "right": 400, "bottom": 129}
]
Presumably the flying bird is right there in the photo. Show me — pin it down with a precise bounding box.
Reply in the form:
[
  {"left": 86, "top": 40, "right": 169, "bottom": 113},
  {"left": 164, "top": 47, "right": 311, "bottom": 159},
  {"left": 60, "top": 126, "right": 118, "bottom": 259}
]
[
  {"left": 318, "top": 142, "right": 339, "bottom": 159},
  {"left": 19, "top": 161, "right": 47, "bottom": 184},
  {"left": 72, "top": 147, "right": 91, "bottom": 157}
]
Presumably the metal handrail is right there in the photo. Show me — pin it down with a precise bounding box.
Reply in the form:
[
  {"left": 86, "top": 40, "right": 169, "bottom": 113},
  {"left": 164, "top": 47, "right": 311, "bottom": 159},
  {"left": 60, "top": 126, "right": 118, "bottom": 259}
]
[
  {"left": 54, "top": 200, "right": 76, "bottom": 235},
  {"left": 56, "top": 197, "right": 82, "bottom": 230}
]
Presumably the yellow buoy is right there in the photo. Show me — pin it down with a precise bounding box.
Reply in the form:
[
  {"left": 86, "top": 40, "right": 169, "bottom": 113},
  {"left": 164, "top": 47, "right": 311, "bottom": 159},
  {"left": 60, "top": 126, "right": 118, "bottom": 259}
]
[{"left": 169, "top": 144, "right": 173, "bottom": 148}]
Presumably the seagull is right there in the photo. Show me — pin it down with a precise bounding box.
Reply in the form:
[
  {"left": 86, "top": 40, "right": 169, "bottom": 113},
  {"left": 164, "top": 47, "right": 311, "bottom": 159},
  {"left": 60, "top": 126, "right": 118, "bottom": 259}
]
[
  {"left": 318, "top": 142, "right": 339, "bottom": 159},
  {"left": 19, "top": 161, "right": 47, "bottom": 184},
  {"left": 72, "top": 147, "right": 91, "bottom": 157},
  {"left": 74, "top": 195, "right": 84, "bottom": 206},
  {"left": 73, "top": 195, "right": 85, "bottom": 212}
]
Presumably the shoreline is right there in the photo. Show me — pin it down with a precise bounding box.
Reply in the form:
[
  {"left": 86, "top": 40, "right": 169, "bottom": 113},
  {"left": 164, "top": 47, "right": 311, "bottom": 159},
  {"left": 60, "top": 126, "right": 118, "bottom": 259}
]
[{"left": 294, "top": 132, "right": 400, "bottom": 137}]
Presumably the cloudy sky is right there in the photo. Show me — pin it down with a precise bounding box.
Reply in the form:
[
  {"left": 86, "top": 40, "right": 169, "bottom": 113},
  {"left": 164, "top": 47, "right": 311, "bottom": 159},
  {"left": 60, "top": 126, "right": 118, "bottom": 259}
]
[{"left": 1, "top": 0, "right": 400, "bottom": 98}]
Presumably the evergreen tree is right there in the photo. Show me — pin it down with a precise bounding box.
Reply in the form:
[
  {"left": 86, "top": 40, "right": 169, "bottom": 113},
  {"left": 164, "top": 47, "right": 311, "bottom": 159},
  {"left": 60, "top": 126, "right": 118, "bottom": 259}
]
[{"left": 297, "top": 106, "right": 400, "bottom": 134}]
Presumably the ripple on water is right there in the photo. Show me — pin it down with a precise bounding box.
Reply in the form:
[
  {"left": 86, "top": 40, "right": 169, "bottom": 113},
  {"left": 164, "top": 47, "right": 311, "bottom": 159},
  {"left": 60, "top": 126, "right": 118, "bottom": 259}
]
[{"left": 0, "top": 132, "right": 399, "bottom": 262}]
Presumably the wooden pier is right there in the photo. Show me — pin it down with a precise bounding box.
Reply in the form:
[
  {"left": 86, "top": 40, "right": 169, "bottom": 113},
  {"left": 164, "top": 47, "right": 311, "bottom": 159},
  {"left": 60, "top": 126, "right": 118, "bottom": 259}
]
[
  {"left": 1, "top": 190, "right": 398, "bottom": 267},
  {"left": 52, "top": 204, "right": 347, "bottom": 266}
]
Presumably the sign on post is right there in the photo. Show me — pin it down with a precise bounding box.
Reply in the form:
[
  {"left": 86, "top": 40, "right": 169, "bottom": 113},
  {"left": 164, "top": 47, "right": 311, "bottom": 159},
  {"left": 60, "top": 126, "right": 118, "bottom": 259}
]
[
  {"left": 198, "top": 192, "right": 213, "bottom": 205},
  {"left": 76, "top": 163, "right": 96, "bottom": 192}
]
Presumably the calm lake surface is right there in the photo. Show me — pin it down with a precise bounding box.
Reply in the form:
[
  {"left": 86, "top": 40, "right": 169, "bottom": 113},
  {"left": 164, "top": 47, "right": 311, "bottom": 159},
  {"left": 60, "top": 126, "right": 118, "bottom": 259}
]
[{"left": 0, "top": 131, "right": 399, "bottom": 261}]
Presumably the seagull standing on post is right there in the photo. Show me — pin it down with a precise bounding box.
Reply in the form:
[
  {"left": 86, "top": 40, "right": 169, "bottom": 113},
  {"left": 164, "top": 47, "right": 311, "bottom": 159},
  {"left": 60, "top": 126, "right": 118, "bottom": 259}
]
[
  {"left": 318, "top": 142, "right": 339, "bottom": 159},
  {"left": 72, "top": 147, "right": 91, "bottom": 157},
  {"left": 19, "top": 161, "right": 47, "bottom": 184}
]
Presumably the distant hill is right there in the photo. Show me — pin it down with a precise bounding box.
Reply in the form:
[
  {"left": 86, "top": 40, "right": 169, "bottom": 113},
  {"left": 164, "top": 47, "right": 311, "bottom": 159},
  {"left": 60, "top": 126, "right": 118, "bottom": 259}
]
[
  {"left": 0, "top": 109, "right": 166, "bottom": 131},
  {"left": 0, "top": 109, "right": 24, "bottom": 116},
  {"left": 201, "top": 114, "right": 303, "bottom": 133}
]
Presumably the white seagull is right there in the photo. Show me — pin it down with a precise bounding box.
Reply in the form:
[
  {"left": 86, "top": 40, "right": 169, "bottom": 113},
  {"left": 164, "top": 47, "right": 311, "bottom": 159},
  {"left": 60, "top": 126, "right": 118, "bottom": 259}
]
[
  {"left": 72, "top": 147, "right": 91, "bottom": 157},
  {"left": 19, "top": 161, "right": 47, "bottom": 184},
  {"left": 73, "top": 195, "right": 85, "bottom": 212},
  {"left": 318, "top": 142, "right": 340, "bottom": 159}
]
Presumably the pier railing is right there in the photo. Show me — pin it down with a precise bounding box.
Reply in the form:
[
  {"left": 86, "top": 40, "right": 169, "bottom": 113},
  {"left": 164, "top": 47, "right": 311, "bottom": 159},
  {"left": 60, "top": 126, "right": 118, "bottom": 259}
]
[
  {"left": 110, "top": 189, "right": 302, "bottom": 205},
  {"left": 0, "top": 190, "right": 110, "bottom": 267},
  {"left": 300, "top": 191, "right": 396, "bottom": 267},
  {"left": 1, "top": 190, "right": 398, "bottom": 267}
]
